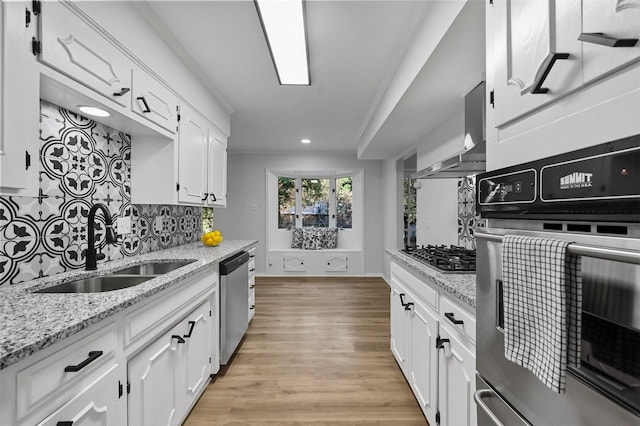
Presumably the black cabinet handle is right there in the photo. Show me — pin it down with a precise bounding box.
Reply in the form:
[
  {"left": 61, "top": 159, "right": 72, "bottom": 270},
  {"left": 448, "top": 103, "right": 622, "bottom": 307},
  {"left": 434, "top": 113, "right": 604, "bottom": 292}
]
[
  {"left": 531, "top": 53, "right": 570, "bottom": 94},
  {"left": 201, "top": 193, "right": 208, "bottom": 201},
  {"left": 399, "top": 293, "right": 408, "bottom": 307},
  {"left": 250, "top": 268, "right": 256, "bottom": 272},
  {"left": 436, "top": 337, "right": 450, "bottom": 349},
  {"left": 172, "top": 335, "right": 186, "bottom": 344},
  {"left": 183, "top": 321, "right": 196, "bottom": 338},
  {"left": 113, "top": 87, "right": 130, "bottom": 97},
  {"left": 250, "top": 304, "right": 255, "bottom": 310},
  {"left": 250, "top": 284, "right": 255, "bottom": 289},
  {"left": 25, "top": 151, "right": 31, "bottom": 170},
  {"left": 445, "top": 312, "right": 464, "bottom": 325},
  {"left": 578, "top": 32, "right": 638, "bottom": 48},
  {"left": 57, "top": 422, "right": 73, "bottom": 426},
  {"left": 136, "top": 96, "right": 151, "bottom": 113},
  {"left": 404, "top": 302, "right": 414, "bottom": 311},
  {"left": 209, "top": 193, "right": 217, "bottom": 202},
  {"left": 64, "top": 351, "right": 103, "bottom": 372}
]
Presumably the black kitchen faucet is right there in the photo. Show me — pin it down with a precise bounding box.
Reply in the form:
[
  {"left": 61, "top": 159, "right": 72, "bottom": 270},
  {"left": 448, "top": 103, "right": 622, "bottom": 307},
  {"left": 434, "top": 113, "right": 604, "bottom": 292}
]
[{"left": 86, "top": 203, "right": 118, "bottom": 270}]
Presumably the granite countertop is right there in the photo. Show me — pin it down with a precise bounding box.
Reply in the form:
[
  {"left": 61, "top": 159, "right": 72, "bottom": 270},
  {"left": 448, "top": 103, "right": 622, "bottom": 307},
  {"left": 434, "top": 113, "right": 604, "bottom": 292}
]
[
  {"left": 385, "top": 249, "right": 476, "bottom": 309},
  {"left": 0, "top": 240, "right": 258, "bottom": 370}
]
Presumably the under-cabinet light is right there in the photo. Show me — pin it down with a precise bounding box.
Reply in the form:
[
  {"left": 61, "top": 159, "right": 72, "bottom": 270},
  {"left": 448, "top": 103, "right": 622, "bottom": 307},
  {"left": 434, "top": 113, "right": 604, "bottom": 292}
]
[
  {"left": 255, "top": 0, "right": 310, "bottom": 86},
  {"left": 78, "top": 105, "right": 110, "bottom": 118}
]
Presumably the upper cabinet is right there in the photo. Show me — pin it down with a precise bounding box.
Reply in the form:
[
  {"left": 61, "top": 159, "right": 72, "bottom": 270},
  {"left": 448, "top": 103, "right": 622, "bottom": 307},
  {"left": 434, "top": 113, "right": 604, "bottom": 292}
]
[
  {"left": 492, "top": 0, "right": 582, "bottom": 127},
  {"left": 177, "top": 106, "right": 228, "bottom": 207},
  {"left": 131, "top": 67, "right": 178, "bottom": 133},
  {"left": 39, "top": 1, "right": 132, "bottom": 108},
  {"left": 1, "top": 1, "right": 40, "bottom": 197},
  {"left": 487, "top": 0, "right": 640, "bottom": 170}
]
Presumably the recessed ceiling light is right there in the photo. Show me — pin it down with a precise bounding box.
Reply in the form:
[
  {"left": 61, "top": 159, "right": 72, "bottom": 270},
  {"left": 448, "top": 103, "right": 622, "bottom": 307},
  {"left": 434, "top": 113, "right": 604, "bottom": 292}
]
[
  {"left": 255, "top": 0, "right": 310, "bottom": 86},
  {"left": 301, "top": 138, "right": 311, "bottom": 144},
  {"left": 77, "top": 105, "right": 111, "bottom": 118}
]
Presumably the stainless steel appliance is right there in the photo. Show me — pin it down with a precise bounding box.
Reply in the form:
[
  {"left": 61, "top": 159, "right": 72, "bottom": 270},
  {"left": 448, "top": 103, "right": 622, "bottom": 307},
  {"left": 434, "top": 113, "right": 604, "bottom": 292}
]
[
  {"left": 219, "top": 250, "right": 250, "bottom": 365},
  {"left": 402, "top": 244, "right": 476, "bottom": 273},
  {"left": 474, "top": 135, "right": 640, "bottom": 425}
]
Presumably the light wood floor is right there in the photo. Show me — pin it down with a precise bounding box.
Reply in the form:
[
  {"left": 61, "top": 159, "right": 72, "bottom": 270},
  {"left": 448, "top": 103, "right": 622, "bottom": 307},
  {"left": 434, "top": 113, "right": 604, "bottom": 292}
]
[{"left": 183, "top": 277, "right": 427, "bottom": 426}]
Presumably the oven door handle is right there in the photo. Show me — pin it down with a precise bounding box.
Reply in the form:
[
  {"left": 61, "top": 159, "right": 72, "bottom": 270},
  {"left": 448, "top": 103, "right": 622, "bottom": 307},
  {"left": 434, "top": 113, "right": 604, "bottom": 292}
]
[{"left": 474, "top": 388, "right": 532, "bottom": 426}]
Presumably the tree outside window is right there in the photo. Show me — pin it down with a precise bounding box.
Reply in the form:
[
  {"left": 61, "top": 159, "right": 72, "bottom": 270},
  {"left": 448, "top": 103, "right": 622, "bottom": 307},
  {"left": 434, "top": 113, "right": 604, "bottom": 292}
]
[
  {"left": 336, "top": 177, "right": 352, "bottom": 229},
  {"left": 302, "top": 178, "right": 330, "bottom": 227},
  {"left": 278, "top": 177, "right": 296, "bottom": 229}
]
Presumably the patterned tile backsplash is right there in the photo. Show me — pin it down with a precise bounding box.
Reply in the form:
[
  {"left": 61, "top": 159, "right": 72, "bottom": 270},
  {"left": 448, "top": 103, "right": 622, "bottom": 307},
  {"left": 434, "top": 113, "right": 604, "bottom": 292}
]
[
  {"left": 458, "top": 177, "right": 481, "bottom": 249},
  {"left": 0, "top": 101, "right": 205, "bottom": 286}
]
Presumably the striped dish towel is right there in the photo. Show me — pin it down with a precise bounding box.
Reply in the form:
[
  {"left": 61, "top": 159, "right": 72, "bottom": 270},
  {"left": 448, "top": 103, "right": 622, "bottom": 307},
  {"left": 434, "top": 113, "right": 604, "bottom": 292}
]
[{"left": 501, "top": 235, "right": 582, "bottom": 393}]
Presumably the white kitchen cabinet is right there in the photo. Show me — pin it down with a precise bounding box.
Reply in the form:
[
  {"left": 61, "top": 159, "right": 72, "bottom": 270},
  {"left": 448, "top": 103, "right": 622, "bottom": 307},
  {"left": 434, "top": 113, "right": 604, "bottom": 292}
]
[
  {"left": 177, "top": 105, "right": 228, "bottom": 207},
  {"left": 325, "top": 254, "right": 348, "bottom": 272},
  {"left": 582, "top": 0, "right": 640, "bottom": 85},
  {"left": 39, "top": 1, "right": 132, "bottom": 108},
  {"left": 131, "top": 67, "right": 179, "bottom": 133},
  {"left": 389, "top": 261, "right": 476, "bottom": 426},
  {"left": 248, "top": 247, "right": 256, "bottom": 322},
  {"left": 283, "top": 254, "right": 306, "bottom": 272},
  {"left": 492, "top": 0, "right": 582, "bottom": 127},
  {"left": 1, "top": 1, "right": 40, "bottom": 196},
  {"left": 438, "top": 324, "right": 477, "bottom": 426},
  {"left": 36, "top": 363, "right": 126, "bottom": 426},
  {"left": 487, "top": 0, "right": 640, "bottom": 170}
]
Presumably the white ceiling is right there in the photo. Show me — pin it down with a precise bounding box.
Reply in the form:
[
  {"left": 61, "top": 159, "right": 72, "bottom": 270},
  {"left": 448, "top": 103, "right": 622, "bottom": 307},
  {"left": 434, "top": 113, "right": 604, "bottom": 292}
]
[{"left": 142, "top": 0, "right": 485, "bottom": 159}]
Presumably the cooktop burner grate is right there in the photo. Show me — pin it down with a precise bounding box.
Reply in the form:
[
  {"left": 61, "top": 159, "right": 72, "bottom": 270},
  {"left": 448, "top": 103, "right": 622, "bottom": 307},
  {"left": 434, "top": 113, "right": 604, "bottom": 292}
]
[{"left": 402, "top": 244, "right": 476, "bottom": 273}]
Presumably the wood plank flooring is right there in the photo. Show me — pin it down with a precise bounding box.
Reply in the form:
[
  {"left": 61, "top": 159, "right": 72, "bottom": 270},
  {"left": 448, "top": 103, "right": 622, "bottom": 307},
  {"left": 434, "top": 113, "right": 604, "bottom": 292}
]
[{"left": 184, "top": 277, "right": 427, "bottom": 426}]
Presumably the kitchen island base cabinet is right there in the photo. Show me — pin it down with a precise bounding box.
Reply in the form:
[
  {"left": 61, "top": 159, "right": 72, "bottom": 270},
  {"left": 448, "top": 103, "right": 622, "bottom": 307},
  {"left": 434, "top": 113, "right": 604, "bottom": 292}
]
[{"left": 389, "top": 261, "right": 476, "bottom": 426}]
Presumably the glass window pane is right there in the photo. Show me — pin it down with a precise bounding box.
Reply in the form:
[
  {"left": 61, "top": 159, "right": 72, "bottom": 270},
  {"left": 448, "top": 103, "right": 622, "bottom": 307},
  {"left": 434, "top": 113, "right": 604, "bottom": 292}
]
[
  {"left": 278, "top": 176, "right": 296, "bottom": 229},
  {"left": 336, "top": 176, "right": 352, "bottom": 229},
  {"left": 301, "top": 178, "right": 329, "bottom": 227}
]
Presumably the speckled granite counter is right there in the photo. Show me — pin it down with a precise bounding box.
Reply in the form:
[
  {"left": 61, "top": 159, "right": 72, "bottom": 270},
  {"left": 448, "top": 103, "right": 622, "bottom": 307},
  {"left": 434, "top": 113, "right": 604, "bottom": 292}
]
[
  {"left": 0, "top": 240, "right": 257, "bottom": 369},
  {"left": 386, "top": 249, "right": 476, "bottom": 309}
]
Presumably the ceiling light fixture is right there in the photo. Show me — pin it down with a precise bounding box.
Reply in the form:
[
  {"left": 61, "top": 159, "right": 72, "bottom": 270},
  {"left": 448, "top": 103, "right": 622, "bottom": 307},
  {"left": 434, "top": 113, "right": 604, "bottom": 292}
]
[
  {"left": 301, "top": 138, "right": 311, "bottom": 144},
  {"left": 255, "top": 0, "right": 310, "bottom": 86},
  {"left": 77, "top": 105, "right": 111, "bottom": 118}
]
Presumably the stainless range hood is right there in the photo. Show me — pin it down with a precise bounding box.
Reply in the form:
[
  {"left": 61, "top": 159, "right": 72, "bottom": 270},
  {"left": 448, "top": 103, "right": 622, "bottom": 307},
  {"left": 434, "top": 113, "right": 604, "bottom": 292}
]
[{"left": 414, "top": 81, "right": 485, "bottom": 179}]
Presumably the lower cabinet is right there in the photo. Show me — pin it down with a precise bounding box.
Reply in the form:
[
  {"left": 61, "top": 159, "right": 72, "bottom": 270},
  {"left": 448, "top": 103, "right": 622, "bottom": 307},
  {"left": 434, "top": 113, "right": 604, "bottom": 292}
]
[
  {"left": 37, "top": 363, "right": 126, "bottom": 426},
  {"left": 389, "top": 262, "right": 476, "bottom": 426},
  {"left": 128, "top": 299, "right": 211, "bottom": 426}
]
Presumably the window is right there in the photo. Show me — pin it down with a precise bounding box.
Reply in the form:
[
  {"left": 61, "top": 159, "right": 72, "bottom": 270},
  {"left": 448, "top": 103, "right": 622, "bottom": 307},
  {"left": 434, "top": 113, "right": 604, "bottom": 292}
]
[
  {"left": 277, "top": 175, "right": 353, "bottom": 230},
  {"left": 404, "top": 177, "right": 417, "bottom": 247}
]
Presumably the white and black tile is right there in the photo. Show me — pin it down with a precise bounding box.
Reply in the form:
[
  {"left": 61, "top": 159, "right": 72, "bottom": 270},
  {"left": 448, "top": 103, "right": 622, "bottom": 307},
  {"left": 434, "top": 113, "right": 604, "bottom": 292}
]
[
  {"left": 458, "top": 177, "right": 481, "bottom": 250},
  {"left": 0, "top": 101, "right": 203, "bottom": 286}
]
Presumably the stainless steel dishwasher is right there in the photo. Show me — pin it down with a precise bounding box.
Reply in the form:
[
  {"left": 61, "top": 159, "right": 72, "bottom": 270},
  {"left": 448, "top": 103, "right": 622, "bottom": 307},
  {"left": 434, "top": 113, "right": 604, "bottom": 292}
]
[{"left": 219, "top": 250, "right": 250, "bottom": 365}]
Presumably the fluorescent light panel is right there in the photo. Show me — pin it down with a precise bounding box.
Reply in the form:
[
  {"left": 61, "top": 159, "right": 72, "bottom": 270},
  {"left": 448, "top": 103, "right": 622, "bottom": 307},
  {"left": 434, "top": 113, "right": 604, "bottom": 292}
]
[{"left": 255, "top": 0, "right": 310, "bottom": 85}]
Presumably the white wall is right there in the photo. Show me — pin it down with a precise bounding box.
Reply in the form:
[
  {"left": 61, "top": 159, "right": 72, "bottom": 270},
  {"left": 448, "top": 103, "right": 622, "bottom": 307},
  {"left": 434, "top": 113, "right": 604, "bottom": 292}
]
[
  {"left": 213, "top": 153, "right": 385, "bottom": 276},
  {"left": 416, "top": 108, "right": 464, "bottom": 246},
  {"left": 382, "top": 158, "right": 404, "bottom": 280}
]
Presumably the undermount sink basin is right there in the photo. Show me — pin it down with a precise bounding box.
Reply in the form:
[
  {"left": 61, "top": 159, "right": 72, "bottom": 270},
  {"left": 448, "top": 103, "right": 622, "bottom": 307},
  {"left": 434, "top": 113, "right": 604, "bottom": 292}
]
[
  {"left": 35, "top": 275, "right": 155, "bottom": 294},
  {"left": 111, "top": 260, "right": 197, "bottom": 276},
  {"left": 35, "top": 260, "right": 197, "bottom": 293}
]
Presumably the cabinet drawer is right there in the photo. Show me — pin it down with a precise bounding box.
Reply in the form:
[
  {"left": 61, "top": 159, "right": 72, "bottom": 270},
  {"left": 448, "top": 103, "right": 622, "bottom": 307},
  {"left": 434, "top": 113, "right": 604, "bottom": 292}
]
[
  {"left": 441, "top": 296, "right": 476, "bottom": 343},
  {"left": 124, "top": 268, "right": 215, "bottom": 347},
  {"left": 248, "top": 258, "right": 256, "bottom": 275},
  {"left": 16, "top": 322, "right": 117, "bottom": 420},
  {"left": 391, "top": 262, "right": 438, "bottom": 312}
]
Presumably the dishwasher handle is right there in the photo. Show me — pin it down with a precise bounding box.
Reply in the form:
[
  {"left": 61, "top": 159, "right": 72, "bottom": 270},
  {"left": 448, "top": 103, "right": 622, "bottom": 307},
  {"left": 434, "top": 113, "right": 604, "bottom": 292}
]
[{"left": 220, "top": 251, "right": 250, "bottom": 275}]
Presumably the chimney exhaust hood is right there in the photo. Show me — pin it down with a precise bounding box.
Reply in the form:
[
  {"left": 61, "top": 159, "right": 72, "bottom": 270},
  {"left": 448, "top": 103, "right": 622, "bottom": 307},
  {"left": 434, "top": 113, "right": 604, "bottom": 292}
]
[{"left": 413, "top": 81, "right": 486, "bottom": 179}]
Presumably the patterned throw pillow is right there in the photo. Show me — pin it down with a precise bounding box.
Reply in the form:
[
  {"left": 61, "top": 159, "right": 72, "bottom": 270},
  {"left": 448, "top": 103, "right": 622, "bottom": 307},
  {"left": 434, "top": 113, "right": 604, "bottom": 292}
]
[
  {"left": 291, "top": 228, "right": 304, "bottom": 248},
  {"left": 323, "top": 228, "right": 338, "bottom": 249},
  {"left": 302, "top": 228, "right": 324, "bottom": 250}
]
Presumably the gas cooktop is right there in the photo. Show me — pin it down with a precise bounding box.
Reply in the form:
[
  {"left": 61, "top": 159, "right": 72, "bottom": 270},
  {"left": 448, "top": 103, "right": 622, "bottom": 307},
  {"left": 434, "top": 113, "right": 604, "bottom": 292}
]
[{"left": 402, "top": 245, "right": 476, "bottom": 274}]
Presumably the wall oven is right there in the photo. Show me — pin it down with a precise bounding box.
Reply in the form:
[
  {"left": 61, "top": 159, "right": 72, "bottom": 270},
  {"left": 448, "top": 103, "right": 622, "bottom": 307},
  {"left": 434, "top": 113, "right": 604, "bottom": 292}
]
[{"left": 474, "top": 135, "right": 640, "bottom": 426}]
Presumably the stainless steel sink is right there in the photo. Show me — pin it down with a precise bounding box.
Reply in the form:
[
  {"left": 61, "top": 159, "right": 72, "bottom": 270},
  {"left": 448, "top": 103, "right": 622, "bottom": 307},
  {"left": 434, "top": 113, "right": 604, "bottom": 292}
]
[
  {"left": 35, "top": 275, "right": 155, "bottom": 294},
  {"left": 35, "top": 260, "right": 197, "bottom": 293},
  {"left": 111, "top": 260, "right": 196, "bottom": 275}
]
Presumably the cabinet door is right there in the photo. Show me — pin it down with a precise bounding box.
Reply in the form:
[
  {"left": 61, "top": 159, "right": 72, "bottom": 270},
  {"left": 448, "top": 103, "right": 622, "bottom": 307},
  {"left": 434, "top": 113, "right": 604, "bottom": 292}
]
[
  {"left": 582, "top": 0, "right": 640, "bottom": 84},
  {"left": 407, "top": 298, "right": 439, "bottom": 424},
  {"left": 325, "top": 255, "right": 348, "bottom": 272},
  {"left": 438, "top": 325, "right": 477, "bottom": 426},
  {"left": 1, "top": 1, "right": 40, "bottom": 195},
  {"left": 178, "top": 107, "right": 208, "bottom": 205},
  {"left": 389, "top": 286, "right": 408, "bottom": 370},
  {"left": 37, "top": 363, "right": 125, "bottom": 426},
  {"left": 176, "top": 301, "right": 212, "bottom": 415},
  {"left": 128, "top": 326, "right": 181, "bottom": 426},
  {"left": 207, "top": 129, "right": 227, "bottom": 207},
  {"left": 492, "top": 0, "right": 582, "bottom": 127},
  {"left": 131, "top": 68, "right": 178, "bottom": 133},
  {"left": 39, "top": 2, "right": 132, "bottom": 107},
  {"left": 283, "top": 255, "right": 306, "bottom": 272}
]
